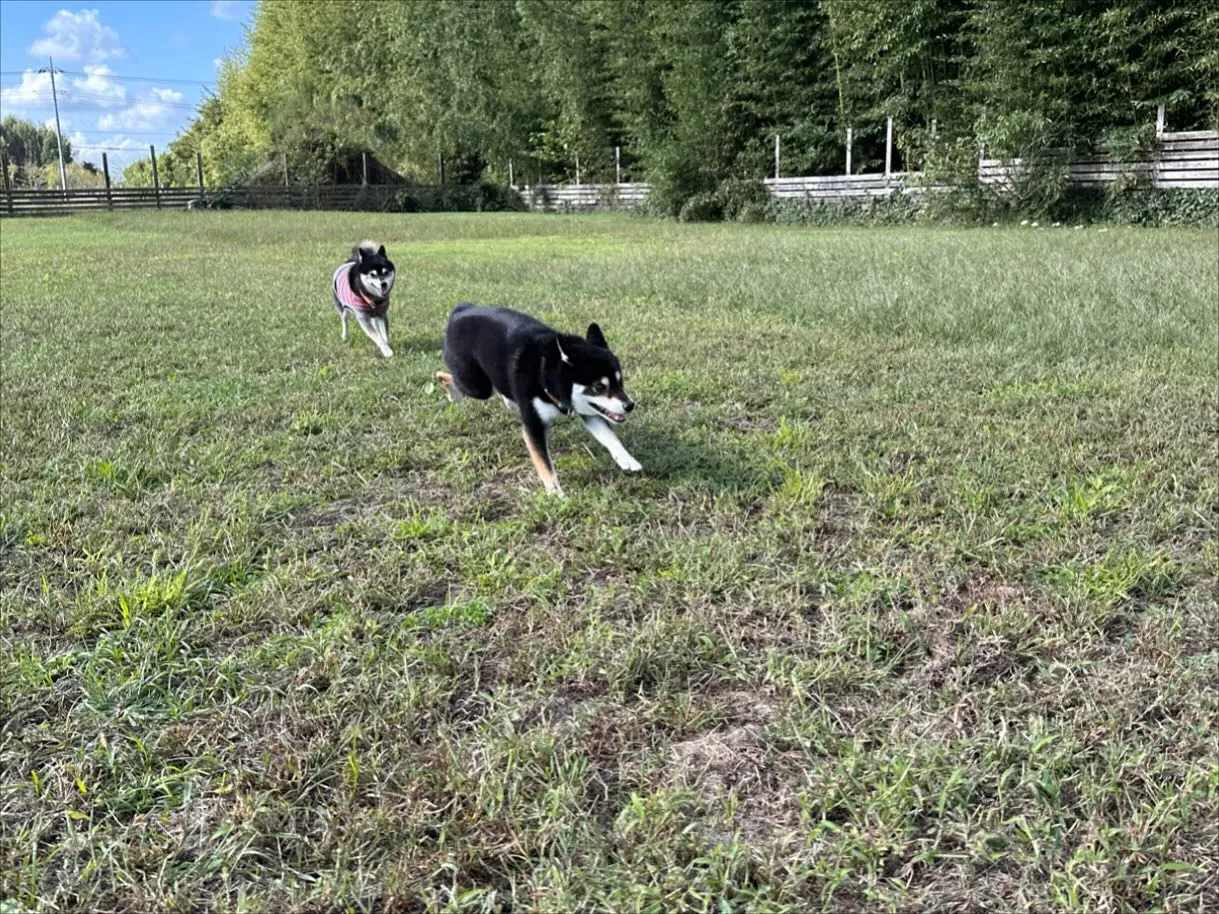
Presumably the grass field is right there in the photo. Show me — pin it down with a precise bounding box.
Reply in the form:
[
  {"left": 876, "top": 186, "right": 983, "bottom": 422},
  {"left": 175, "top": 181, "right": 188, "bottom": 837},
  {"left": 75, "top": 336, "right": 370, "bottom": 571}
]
[{"left": 2, "top": 212, "right": 1217, "bottom": 913}]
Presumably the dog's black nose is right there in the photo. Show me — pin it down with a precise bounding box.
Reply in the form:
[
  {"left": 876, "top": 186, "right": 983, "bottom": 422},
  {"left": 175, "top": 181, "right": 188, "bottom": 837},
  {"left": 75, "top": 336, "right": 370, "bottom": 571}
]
[{"left": 624, "top": 399, "right": 635, "bottom": 413}]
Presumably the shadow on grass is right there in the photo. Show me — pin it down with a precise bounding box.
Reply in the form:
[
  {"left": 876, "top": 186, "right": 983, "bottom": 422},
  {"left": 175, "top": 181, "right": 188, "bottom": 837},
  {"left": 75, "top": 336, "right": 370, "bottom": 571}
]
[
  {"left": 398, "top": 336, "right": 444, "bottom": 355},
  {"left": 614, "top": 422, "right": 780, "bottom": 493}
]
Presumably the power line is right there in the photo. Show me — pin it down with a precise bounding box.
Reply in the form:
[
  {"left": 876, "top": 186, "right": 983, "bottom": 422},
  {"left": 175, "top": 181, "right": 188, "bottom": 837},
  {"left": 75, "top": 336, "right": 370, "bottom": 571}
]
[
  {"left": 3, "top": 89, "right": 202, "bottom": 111},
  {"left": 74, "top": 130, "right": 186, "bottom": 138},
  {"left": 57, "top": 91, "right": 201, "bottom": 110},
  {"left": 0, "top": 69, "right": 210, "bottom": 86}
]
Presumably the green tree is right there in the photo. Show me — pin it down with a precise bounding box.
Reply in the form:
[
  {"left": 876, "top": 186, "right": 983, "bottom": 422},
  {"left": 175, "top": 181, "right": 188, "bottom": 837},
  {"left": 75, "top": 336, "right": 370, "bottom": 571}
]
[
  {"left": 727, "top": 0, "right": 840, "bottom": 177},
  {"left": 158, "top": 0, "right": 1217, "bottom": 207},
  {"left": 1, "top": 116, "right": 73, "bottom": 186}
]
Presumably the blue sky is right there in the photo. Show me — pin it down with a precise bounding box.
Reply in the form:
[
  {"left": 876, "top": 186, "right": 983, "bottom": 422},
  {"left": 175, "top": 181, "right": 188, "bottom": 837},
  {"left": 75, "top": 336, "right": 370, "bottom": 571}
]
[{"left": 1, "top": 1, "right": 255, "bottom": 169}]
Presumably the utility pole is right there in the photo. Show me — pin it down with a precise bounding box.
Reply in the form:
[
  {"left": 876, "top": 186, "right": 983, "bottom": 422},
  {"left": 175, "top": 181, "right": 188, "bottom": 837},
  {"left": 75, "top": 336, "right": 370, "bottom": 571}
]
[{"left": 39, "top": 57, "right": 68, "bottom": 191}]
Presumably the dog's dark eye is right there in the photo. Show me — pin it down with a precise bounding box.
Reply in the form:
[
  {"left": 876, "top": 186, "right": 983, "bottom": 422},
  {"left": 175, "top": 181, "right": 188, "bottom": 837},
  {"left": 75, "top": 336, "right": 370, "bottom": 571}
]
[{"left": 590, "top": 382, "right": 606, "bottom": 395}]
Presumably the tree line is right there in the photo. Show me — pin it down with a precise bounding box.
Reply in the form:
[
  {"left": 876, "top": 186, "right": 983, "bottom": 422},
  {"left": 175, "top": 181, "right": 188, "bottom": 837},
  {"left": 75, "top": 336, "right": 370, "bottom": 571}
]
[
  {"left": 16, "top": 1, "right": 1219, "bottom": 210},
  {"left": 0, "top": 116, "right": 88, "bottom": 189}
]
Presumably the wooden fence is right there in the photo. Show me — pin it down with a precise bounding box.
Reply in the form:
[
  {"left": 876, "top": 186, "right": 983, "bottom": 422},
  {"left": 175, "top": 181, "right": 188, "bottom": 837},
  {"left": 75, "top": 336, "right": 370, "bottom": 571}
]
[
  {"left": 978, "top": 131, "right": 1218, "bottom": 191},
  {"left": 516, "top": 182, "right": 649, "bottom": 213},
  {"left": 0, "top": 183, "right": 415, "bottom": 218},
  {"left": 3, "top": 132, "right": 1213, "bottom": 218},
  {"left": 200, "top": 184, "right": 404, "bottom": 211},
  {"left": 1, "top": 186, "right": 201, "bottom": 217},
  {"left": 520, "top": 130, "right": 1218, "bottom": 212},
  {"left": 763, "top": 173, "right": 919, "bottom": 201}
]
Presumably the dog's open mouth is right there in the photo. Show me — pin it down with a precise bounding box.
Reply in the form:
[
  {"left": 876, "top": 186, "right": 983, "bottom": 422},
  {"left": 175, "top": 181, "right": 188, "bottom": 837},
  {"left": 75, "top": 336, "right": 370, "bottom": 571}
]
[{"left": 593, "top": 402, "right": 627, "bottom": 424}]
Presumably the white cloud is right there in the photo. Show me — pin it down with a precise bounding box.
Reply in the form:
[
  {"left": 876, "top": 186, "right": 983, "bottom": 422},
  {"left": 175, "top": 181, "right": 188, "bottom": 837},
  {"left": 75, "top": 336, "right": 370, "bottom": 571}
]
[
  {"left": 210, "top": 1, "right": 252, "bottom": 21},
  {"left": 1, "top": 65, "right": 129, "bottom": 115},
  {"left": 95, "top": 86, "right": 184, "bottom": 132},
  {"left": 97, "top": 102, "right": 172, "bottom": 132},
  {"left": 72, "top": 133, "right": 146, "bottom": 171},
  {"left": 28, "top": 9, "right": 126, "bottom": 64},
  {"left": 68, "top": 65, "right": 128, "bottom": 107},
  {"left": 0, "top": 70, "right": 53, "bottom": 109},
  {"left": 1, "top": 65, "right": 129, "bottom": 114}
]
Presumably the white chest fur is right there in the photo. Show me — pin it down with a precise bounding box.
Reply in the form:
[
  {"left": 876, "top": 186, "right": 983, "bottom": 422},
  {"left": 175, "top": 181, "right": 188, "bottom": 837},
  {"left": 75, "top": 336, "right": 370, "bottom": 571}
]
[{"left": 531, "top": 397, "right": 563, "bottom": 426}]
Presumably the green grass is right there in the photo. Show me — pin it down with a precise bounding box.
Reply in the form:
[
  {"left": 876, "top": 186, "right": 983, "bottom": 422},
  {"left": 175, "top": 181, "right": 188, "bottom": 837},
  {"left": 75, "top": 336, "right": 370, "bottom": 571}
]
[{"left": 2, "top": 211, "right": 1217, "bottom": 912}]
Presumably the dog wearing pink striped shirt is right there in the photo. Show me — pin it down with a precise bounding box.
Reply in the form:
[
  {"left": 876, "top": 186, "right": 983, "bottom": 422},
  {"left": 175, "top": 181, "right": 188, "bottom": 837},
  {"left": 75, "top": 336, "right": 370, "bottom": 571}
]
[{"left": 332, "top": 241, "right": 396, "bottom": 358}]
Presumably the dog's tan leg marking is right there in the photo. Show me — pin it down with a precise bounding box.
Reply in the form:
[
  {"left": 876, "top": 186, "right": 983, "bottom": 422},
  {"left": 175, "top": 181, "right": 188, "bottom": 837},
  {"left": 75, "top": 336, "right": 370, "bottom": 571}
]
[
  {"left": 523, "top": 429, "right": 563, "bottom": 497},
  {"left": 436, "top": 371, "right": 462, "bottom": 403}
]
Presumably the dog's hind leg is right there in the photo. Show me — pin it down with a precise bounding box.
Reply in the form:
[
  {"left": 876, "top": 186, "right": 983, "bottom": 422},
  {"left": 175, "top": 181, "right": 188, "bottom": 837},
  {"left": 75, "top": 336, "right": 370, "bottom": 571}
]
[
  {"left": 436, "top": 371, "right": 464, "bottom": 403},
  {"left": 334, "top": 297, "right": 350, "bottom": 342},
  {"left": 522, "top": 415, "right": 563, "bottom": 497},
  {"left": 581, "top": 415, "right": 643, "bottom": 472},
  {"left": 440, "top": 359, "right": 493, "bottom": 403}
]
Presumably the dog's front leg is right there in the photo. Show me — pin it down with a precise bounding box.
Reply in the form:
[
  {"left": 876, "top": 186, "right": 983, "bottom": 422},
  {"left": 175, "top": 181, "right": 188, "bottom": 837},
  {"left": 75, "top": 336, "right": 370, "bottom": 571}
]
[
  {"left": 355, "top": 312, "right": 393, "bottom": 358},
  {"left": 340, "top": 308, "right": 350, "bottom": 342},
  {"left": 522, "top": 413, "right": 564, "bottom": 498},
  {"left": 376, "top": 314, "right": 391, "bottom": 352},
  {"left": 581, "top": 415, "right": 643, "bottom": 472}
]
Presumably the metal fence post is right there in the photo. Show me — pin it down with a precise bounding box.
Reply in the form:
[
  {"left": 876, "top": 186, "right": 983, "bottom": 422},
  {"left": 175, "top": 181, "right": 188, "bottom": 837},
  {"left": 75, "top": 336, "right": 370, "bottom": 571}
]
[
  {"left": 102, "top": 152, "right": 112, "bottom": 209},
  {"left": 1, "top": 150, "right": 13, "bottom": 216},
  {"left": 885, "top": 117, "right": 893, "bottom": 177},
  {"left": 150, "top": 145, "right": 161, "bottom": 209}
]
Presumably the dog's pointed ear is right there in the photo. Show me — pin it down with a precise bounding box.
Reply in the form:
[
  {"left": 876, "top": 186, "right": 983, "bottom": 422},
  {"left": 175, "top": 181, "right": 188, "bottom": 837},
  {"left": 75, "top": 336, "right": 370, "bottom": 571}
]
[
  {"left": 355, "top": 245, "right": 367, "bottom": 263},
  {"left": 377, "top": 245, "right": 386, "bottom": 257},
  {"left": 546, "top": 336, "right": 574, "bottom": 413},
  {"left": 586, "top": 322, "right": 608, "bottom": 349},
  {"left": 553, "top": 335, "right": 572, "bottom": 365}
]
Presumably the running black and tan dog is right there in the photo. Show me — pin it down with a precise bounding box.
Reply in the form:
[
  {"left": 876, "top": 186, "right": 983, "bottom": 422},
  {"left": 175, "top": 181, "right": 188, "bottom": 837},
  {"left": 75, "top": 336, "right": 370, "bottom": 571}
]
[{"left": 437, "top": 304, "right": 640, "bottom": 497}]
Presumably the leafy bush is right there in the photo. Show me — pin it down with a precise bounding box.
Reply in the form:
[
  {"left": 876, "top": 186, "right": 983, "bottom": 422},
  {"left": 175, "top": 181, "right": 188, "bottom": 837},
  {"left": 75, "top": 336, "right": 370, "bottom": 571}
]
[
  {"left": 678, "top": 191, "right": 723, "bottom": 222},
  {"left": 645, "top": 144, "right": 714, "bottom": 218},
  {"left": 716, "top": 177, "right": 770, "bottom": 221},
  {"left": 1099, "top": 124, "right": 1157, "bottom": 163},
  {"left": 764, "top": 183, "right": 1217, "bottom": 229},
  {"left": 736, "top": 202, "right": 768, "bottom": 223},
  {"left": 1104, "top": 187, "right": 1219, "bottom": 227},
  {"left": 391, "top": 180, "right": 524, "bottom": 214},
  {"left": 651, "top": 176, "right": 772, "bottom": 223},
  {"left": 468, "top": 179, "right": 527, "bottom": 212},
  {"left": 766, "top": 192, "right": 921, "bottom": 226}
]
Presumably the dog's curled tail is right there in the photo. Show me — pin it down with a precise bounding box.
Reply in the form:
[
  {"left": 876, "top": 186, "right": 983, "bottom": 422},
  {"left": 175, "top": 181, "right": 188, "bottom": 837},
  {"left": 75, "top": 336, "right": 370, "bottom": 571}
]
[{"left": 352, "top": 239, "right": 382, "bottom": 261}]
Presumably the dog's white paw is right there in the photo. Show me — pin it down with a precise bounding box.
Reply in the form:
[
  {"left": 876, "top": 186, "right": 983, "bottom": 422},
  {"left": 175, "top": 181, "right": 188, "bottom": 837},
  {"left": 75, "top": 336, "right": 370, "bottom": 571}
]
[
  {"left": 617, "top": 454, "right": 643, "bottom": 472},
  {"left": 380, "top": 346, "right": 394, "bottom": 358}
]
